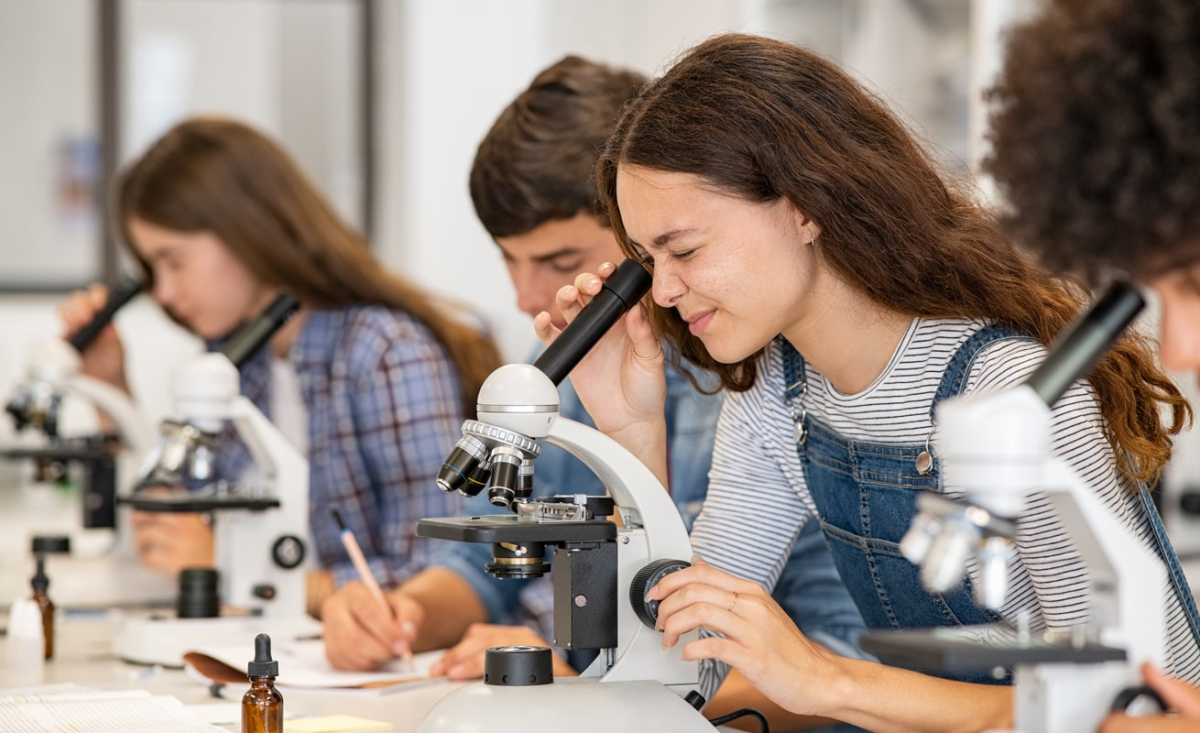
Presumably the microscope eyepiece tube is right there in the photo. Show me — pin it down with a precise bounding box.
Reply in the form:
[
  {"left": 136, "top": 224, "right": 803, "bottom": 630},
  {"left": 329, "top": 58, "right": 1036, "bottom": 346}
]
[
  {"left": 532, "top": 259, "right": 652, "bottom": 385},
  {"left": 67, "top": 274, "right": 143, "bottom": 353},
  {"left": 221, "top": 292, "right": 301, "bottom": 368},
  {"left": 1024, "top": 281, "right": 1144, "bottom": 407}
]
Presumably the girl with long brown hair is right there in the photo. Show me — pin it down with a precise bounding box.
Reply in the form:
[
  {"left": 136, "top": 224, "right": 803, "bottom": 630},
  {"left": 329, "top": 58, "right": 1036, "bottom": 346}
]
[
  {"left": 61, "top": 117, "right": 501, "bottom": 611},
  {"left": 541, "top": 34, "right": 1198, "bottom": 731}
]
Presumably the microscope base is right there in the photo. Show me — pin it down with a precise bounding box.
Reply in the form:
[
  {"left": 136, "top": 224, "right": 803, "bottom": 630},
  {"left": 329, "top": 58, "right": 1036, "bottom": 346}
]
[
  {"left": 863, "top": 628, "right": 1145, "bottom": 732},
  {"left": 112, "top": 614, "right": 320, "bottom": 667},
  {"left": 861, "top": 626, "right": 1126, "bottom": 671},
  {"left": 418, "top": 677, "right": 712, "bottom": 732}
]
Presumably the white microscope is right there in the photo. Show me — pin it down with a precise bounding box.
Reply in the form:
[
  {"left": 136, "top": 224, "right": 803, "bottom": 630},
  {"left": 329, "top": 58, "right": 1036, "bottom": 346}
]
[
  {"left": 417, "top": 260, "right": 717, "bottom": 732},
  {"left": 2, "top": 275, "right": 156, "bottom": 530},
  {"left": 866, "top": 283, "right": 1170, "bottom": 732},
  {"left": 114, "top": 292, "right": 315, "bottom": 666}
]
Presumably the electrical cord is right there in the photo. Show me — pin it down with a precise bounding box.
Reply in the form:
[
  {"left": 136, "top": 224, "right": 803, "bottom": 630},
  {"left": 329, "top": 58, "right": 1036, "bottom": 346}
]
[{"left": 707, "top": 707, "right": 769, "bottom": 733}]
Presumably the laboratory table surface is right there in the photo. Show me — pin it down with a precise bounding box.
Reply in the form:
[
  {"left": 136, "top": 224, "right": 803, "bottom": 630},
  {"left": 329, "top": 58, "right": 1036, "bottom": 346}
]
[{"left": 0, "top": 614, "right": 467, "bottom": 732}]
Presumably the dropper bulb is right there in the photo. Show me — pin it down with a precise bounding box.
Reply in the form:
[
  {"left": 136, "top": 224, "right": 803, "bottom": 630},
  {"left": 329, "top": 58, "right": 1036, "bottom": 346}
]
[{"left": 247, "top": 633, "right": 279, "bottom": 677}]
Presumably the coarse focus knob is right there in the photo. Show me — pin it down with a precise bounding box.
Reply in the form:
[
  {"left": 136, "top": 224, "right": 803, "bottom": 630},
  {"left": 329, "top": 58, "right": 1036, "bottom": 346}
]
[{"left": 629, "top": 559, "right": 691, "bottom": 629}]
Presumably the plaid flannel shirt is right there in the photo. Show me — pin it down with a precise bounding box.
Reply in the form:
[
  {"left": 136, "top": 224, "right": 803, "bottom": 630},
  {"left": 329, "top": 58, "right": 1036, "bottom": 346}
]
[{"left": 213, "top": 305, "right": 466, "bottom": 587}]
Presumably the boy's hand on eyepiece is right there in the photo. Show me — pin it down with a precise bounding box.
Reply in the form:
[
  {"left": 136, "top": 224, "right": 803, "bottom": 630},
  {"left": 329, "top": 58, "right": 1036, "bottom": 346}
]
[{"left": 533, "top": 262, "right": 667, "bottom": 438}]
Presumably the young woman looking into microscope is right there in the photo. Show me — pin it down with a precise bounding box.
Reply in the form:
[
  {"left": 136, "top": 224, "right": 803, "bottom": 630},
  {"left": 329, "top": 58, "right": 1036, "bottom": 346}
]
[
  {"left": 544, "top": 33, "right": 1200, "bottom": 732},
  {"left": 60, "top": 117, "right": 501, "bottom": 612}
]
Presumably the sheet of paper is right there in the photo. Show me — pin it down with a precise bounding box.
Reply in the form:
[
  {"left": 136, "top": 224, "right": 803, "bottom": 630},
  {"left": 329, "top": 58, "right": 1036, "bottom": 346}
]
[
  {"left": 286, "top": 714, "right": 393, "bottom": 732},
  {"left": 191, "top": 636, "right": 441, "bottom": 690},
  {"left": 183, "top": 701, "right": 243, "bottom": 725},
  {"left": 0, "top": 688, "right": 227, "bottom": 732}
]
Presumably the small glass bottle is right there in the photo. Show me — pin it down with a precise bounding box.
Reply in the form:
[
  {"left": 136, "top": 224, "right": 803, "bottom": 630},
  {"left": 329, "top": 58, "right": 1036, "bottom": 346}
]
[
  {"left": 30, "top": 557, "right": 54, "bottom": 660},
  {"left": 242, "top": 633, "right": 282, "bottom": 733}
]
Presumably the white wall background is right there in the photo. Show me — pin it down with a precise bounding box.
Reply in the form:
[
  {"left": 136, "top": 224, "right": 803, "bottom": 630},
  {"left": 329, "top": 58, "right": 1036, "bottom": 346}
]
[{"left": 0, "top": 1, "right": 99, "bottom": 287}]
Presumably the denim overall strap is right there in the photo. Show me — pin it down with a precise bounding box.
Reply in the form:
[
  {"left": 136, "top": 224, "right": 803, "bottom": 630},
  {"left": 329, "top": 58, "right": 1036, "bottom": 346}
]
[
  {"left": 928, "top": 323, "right": 1033, "bottom": 422},
  {"left": 1138, "top": 485, "right": 1200, "bottom": 647},
  {"left": 781, "top": 326, "right": 1033, "bottom": 685},
  {"left": 931, "top": 325, "right": 1200, "bottom": 649}
]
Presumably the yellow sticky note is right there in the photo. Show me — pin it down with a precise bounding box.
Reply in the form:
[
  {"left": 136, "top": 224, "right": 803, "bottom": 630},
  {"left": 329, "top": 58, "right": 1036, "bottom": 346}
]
[{"left": 285, "top": 715, "right": 393, "bottom": 733}]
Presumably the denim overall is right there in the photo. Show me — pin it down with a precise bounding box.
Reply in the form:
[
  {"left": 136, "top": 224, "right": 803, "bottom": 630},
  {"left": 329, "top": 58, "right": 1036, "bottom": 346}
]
[{"left": 782, "top": 324, "right": 1200, "bottom": 684}]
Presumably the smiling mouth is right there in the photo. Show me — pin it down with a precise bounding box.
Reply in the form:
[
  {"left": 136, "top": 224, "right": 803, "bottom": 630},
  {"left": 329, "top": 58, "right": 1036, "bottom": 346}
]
[{"left": 685, "top": 310, "right": 715, "bottom": 336}]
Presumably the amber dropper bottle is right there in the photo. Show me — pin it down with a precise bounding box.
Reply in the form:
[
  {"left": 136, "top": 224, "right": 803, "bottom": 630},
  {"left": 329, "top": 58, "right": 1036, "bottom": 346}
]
[
  {"left": 242, "top": 633, "right": 283, "bottom": 733},
  {"left": 30, "top": 557, "right": 54, "bottom": 660}
]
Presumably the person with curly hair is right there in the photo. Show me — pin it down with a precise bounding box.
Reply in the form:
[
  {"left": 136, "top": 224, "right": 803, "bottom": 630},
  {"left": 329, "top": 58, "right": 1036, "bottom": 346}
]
[
  {"left": 543, "top": 31, "right": 1198, "bottom": 732},
  {"left": 987, "top": 0, "right": 1200, "bottom": 729}
]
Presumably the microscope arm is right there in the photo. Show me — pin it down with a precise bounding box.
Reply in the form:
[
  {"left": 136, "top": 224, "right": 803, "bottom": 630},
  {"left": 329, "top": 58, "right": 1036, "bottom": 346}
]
[
  {"left": 225, "top": 395, "right": 306, "bottom": 492},
  {"left": 65, "top": 374, "right": 156, "bottom": 457},
  {"left": 543, "top": 417, "right": 690, "bottom": 558},
  {"left": 541, "top": 417, "right": 699, "bottom": 689},
  {"left": 1041, "top": 457, "right": 1166, "bottom": 669}
]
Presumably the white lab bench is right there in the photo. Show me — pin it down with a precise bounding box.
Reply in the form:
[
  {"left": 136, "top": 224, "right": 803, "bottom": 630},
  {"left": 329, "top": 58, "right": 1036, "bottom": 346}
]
[
  {"left": 2, "top": 614, "right": 466, "bottom": 732},
  {"left": 0, "top": 465, "right": 467, "bottom": 730}
]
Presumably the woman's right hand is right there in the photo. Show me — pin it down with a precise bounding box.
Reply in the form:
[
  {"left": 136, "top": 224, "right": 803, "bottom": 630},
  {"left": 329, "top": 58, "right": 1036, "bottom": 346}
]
[
  {"left": 533, "top": 261, "right": 667, "bottom": 439},
  {"left": 1099, "top": 663, "right": 1200, "bottom": 732},
  {"left": 649, "top": 561, "right": 842, "bottom": 719},
  {"left": 59, "top": 283, "right": 130, "bottom": 391}
]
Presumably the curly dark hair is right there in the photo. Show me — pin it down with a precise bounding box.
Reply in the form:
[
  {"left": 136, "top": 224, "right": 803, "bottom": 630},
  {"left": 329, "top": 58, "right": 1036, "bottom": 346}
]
[{"left": 985, "top": 0, "right": 1200, "bottom": 286}]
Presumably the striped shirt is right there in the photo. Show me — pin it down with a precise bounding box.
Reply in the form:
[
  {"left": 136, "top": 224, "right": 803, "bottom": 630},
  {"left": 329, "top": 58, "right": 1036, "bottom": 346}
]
[{"left": 691, "top": 317, "right": 1200, "bottom": 696}]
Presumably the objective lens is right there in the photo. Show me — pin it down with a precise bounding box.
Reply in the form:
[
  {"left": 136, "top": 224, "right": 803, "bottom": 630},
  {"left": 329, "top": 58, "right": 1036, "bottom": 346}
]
[
  {"left": 974, "top": 536, "right": 1013, "bottom": 610},
  {"left": 436, "top": 434, "right": 488, "bottom": 493},
  {"left": 487, "top": 446, "right": 524, "bottom": 508},
  {"left": 900, "top": 511, "right": 941, "bottom": 565},
  {"left": 463, "top": 460, "right": 492, "bottom": 497},
  {"left": 515, "top": 459, "right": 534, "bottom": 502},
  {"left": 921, "top": 518, "right": 977, "bottom": 593},
  {"left": 189, "top": 443, "right": 216, "bottom": 482}
]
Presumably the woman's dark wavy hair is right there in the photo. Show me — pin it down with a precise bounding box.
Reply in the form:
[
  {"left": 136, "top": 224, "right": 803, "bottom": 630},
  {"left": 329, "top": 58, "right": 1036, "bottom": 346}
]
[
  {"left": 596, "top": 33, "right": 1190, "bottom": 483},
  {"left": 118, "top": 117, "right": 501, "bottom": 415},
  {"left": 985, "top": 0, "right": 1200, "bottom": 286}
]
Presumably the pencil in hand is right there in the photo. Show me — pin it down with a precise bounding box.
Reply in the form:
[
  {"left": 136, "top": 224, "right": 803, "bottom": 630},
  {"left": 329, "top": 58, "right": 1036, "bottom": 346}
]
[{"left": 331, "top": 508, "right": 415, "bottom": 671}]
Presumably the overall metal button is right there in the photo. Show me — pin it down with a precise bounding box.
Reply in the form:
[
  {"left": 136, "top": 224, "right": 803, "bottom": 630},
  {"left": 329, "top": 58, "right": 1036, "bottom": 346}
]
[{"left": 916, "top": 450, "right": 933, "bottom": 475}]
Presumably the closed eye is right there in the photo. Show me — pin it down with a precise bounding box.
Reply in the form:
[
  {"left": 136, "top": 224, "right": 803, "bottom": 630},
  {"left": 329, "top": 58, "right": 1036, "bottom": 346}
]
[{"left": 629, "top": 245, "right": 654, "bottom": 267}]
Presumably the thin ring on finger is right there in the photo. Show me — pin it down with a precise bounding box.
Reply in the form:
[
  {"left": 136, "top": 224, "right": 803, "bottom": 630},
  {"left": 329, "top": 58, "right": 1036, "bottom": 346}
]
[{"left": 631, "top": 342, "right": 663, "bottom": 361}]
